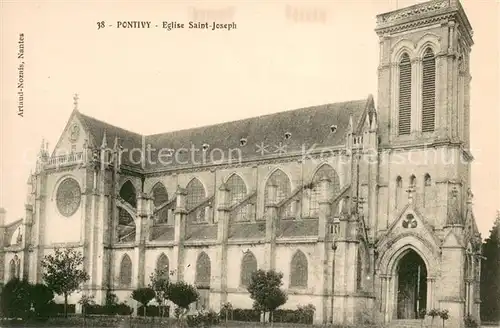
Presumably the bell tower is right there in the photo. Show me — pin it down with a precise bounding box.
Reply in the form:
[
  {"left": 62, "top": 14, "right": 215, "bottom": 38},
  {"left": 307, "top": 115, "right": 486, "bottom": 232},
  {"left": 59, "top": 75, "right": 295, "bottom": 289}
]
[{"left": 375, "top": 0, "right": 473, "bottom": 149}]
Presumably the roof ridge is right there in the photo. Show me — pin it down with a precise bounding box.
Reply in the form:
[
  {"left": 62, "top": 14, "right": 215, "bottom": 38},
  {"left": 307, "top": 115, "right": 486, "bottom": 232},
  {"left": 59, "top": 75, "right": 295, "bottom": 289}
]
[{"left": 146, "top": 98, "right": 368, "bottom": 138}]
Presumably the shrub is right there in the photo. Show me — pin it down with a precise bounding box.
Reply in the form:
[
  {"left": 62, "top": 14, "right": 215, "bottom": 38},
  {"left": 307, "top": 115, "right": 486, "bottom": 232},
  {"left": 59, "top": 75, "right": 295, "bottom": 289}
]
[
  {"left": 438, "top": 309, "right": 449, "bottom": 327},
  {"left": 186, "top": 310, "right": 220, "bottom": 327},
  {"left": 137, "top": 305, "right": 170, "bottom": 317},
  {"left": 30, "top": 283, "right": 54, "bottom": 317},
  {"left": 229, "top": 308, "right": 261, "bottom": 322},
  {"left": 167, "top": 281, "right": 199, "bottom": 311},
  {"left": 464, "top": 315, "right": 479, "bottom": 328},
  {"left": 85, "top": 302, "right": 133, "bottom": 315},
  {"left": 247, "top": 269, "right": 288, "bottom": 323},
  {"left": 271, "top": 304, "right": 315, "bottom": 324},
  {"left": 131, "top": 287, "right": 155, "bottom": 317},
  {"left": 0, "top": 278, "right": 32, "bottom": 319}
]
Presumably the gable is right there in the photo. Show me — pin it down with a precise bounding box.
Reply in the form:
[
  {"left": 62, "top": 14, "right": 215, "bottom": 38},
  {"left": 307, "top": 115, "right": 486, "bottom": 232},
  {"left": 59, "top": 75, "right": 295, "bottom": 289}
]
[
  {"left": 442, "top": 229, "right": 463, "bottom": 248},
  {"left": 376, "top": 204, "right": 440, "bottom": 251},
  {"left": 51, "top": 110, "right": 90, "bottom": 158}
]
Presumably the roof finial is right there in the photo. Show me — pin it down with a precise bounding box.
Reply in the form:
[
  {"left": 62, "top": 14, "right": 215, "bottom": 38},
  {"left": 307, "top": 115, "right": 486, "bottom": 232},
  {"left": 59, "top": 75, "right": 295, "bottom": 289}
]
[
  {"left": 101, "top": 130, "right": 108, "bottom": 148},
  {"left": 406, "top": 185, "right": 415, "bottom": 204},
  {"left": 73, "top": 93, "right": 79, "bottom": 111}
]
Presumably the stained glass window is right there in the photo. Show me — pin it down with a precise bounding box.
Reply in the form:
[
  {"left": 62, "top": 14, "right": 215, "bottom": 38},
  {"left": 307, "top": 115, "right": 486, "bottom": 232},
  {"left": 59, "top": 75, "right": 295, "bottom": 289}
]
[
  {"left": 226, "top": 174, "right": 248, "bottom": 221},
  {"left": 290, "top": 250, "right": 308, "bottom": 288},
  {"left": 120, "top": 181, "right": 137, "bottom": 208},
  {"left": 119, "top": 254, "right": 132, "bottom": 287},
  {"left": 117, "top": 208, "right": 135, "bottom": 242},
  {"left": 156, "top": 253, "right": 170, "bottom": 280},
  {"left": 152, "top": 182, "right": 168, "bottom": 207},
  {"left": 240, "top": 251, "right": 257, "bottom": 287},
  {"left": 186, "top": 178, "right": 206, "bottom": 222},
  {"left": 56, "top": 178, "right": 81, "bottom": 217},
  {"left": 195, "top": 252, "right": 211, "bottom": 289},
  {"left": 265, "top": 169, "right": 293, "bottom": 217},
  {"left": 309, "top": 165, "right": 340, "bottom": 217}
]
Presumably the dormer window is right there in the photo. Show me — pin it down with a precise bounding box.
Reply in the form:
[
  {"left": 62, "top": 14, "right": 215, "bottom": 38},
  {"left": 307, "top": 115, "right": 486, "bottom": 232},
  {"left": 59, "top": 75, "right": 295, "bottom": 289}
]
[
  {"left": 240, "top": 138, "right": 247, "bottom": 146},
  {"left": 284, "top": 132, "right": 292, "bottom": 140},
  {"left": 330, "top": 125, "right": 338, "bottom": 133},
  {"left": 202, "top": 143, "right": 210, "bottom": 151}
]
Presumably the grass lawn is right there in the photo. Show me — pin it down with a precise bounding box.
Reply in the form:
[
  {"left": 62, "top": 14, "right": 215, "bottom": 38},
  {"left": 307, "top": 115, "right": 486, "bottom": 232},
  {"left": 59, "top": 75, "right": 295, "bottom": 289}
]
[{"left": 0, "top": 315, "right": 386, "bottom": 328}]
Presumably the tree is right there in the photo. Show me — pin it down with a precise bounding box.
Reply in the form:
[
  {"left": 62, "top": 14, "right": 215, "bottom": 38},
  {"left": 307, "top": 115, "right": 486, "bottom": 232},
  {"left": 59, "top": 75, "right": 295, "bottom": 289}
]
[
  {"left": 41, "top": 247, "right": 90, "bottom": 317},
  {"left": 148, "top": 268, "right": 170, "bottom": 317},
  {"left": 166, "top": 281, "right": 199, "bottom": 318},
  {"left": 78, "top": 294, "right": 95, "bottom": 317},
  {"left": 247, "top": 269, "right": 288, "bottom": 326},
  {"left": 0, "top": 278, "right": 32, "bottom": 318},
  {"left": 30, "top": 283, "right": 54, "bottom": 317},
  {"left": 132, "top": 287, "right": 156, "bottom": 317},
  {"left": 480, "top": 212, "right": 500, "bottom": 322}
]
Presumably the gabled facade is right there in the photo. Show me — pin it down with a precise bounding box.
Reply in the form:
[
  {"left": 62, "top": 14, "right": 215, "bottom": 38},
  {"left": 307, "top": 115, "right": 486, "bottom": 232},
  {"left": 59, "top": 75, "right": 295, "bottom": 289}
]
[{"left": 0, "top": 1, "right": 482, "bottom": 327}]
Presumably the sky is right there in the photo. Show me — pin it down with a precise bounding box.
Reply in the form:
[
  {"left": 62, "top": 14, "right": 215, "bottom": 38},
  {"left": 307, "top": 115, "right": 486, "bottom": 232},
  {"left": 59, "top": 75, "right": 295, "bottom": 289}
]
[{"left": 0, "top": 0, "right": 499, "bottom": 237}]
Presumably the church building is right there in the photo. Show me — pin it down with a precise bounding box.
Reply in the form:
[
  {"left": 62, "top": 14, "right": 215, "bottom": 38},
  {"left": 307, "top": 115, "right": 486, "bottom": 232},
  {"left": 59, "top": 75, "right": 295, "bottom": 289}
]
[{"left": 0, "top": 0, "right": 483, "bottom": 327}]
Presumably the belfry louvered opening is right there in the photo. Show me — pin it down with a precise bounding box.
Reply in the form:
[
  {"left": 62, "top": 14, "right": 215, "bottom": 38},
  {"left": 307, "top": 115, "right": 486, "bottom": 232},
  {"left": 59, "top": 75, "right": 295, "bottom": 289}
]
[
  {"left": 398, "top": 53, "right": 412, "bottom": 135},
  {"left": 422, "top": 48, "right": 436, "bottom": 133}
]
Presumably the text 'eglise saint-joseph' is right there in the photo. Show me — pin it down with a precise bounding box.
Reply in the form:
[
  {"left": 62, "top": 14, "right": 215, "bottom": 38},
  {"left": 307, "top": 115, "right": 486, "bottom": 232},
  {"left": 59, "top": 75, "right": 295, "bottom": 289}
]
[{"left": 111, "top": 20, "right": 237, "bottom": 31}]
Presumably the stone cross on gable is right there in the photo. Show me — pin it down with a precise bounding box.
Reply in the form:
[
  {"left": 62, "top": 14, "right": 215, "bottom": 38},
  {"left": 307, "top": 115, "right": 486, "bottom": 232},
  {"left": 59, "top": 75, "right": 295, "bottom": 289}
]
[
  {"left": 73, "top": 93, "right": 79, "bottom": 111},
  {"left": 406, "top": 185, "right": 415, "bottom": 204}
]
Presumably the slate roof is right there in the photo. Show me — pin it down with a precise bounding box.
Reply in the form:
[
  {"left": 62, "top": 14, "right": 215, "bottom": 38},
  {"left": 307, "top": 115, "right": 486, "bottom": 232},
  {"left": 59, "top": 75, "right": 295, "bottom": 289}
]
[
  {"left": 76, "top": 112, "right": 144, "bottom": 168},
  {"left": 73, "top": 96, "right": 372, "bottom": 171}
]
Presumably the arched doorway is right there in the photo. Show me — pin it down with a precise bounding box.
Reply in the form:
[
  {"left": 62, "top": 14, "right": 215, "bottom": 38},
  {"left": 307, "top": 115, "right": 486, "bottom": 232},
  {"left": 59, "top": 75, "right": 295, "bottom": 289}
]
[{"left": 396, "top": 249, "right": 427, "bottom": 319}]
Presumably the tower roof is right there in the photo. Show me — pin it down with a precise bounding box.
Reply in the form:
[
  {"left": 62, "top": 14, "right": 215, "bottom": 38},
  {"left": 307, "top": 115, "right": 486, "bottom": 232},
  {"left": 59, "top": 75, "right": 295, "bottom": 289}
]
[{"left": 375, "top": 0, "right": 473, "bottom": 46}]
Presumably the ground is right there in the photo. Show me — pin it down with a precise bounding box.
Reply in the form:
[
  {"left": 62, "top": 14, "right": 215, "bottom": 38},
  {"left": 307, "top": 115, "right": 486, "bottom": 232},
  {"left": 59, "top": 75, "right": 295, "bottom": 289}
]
[{"left": 0, "top": 315, "right": 497, "bottom": 327}]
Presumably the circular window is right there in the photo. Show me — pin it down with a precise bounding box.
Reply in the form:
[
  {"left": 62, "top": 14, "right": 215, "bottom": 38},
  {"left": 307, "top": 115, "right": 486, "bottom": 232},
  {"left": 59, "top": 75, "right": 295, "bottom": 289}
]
[{"left": 56, "top": 178, "right": 81, "bottom": 217}]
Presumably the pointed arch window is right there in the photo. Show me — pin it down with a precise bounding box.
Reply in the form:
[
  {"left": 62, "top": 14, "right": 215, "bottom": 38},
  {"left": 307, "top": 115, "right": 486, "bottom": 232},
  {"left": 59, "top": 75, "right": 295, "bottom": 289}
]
[
  {"left": 265, "top": 169, "right": 293, "bottom": 217},
  {"left": 309, "top": 165, "right": 340, "bottom": 218},
  {"left": 9, "top": 259, "right": 16, "bottom": 280},
  {"left": 226, "top": 174, "right": 248, "bottom": 221},
  {"left": 356, "top": 248, "right": 363, "bottom": 291},
  {"left": 152, "top": 182, "right": 168, "bottom": 207},
  {"left": 240, "top": 251, "right": 257, "bottom": 287},
  {"left": 117, "top": 208, "right": 136, "bottom": 242},
  {"left": 398, "top": 53, "right": 412, "bottom": 135},
  {"left": 120, "top": 181, "right": 137, "bottom": 208},
  {"left": 195, "top": 252, "right": 211, "bottom": 311},
  {"left": 423, "top": 174, "right": 431, "bottom": 208},
  {"left": 152, "top": 182, "right": 169, "bottom": 223},
  {"left": 290, "top": 250, "right": 308, "bottom": 288},
  {"left": 186, "top": 178, "right": 207, "bottom": 222},
  {"left": 119, "top": 254, "right": 132, "bottom": 287},
  {"left": 409, "top": 175, "right": 416, "bottom": 188},
  {"left": 195, "top": 252, "right": 211, "bottom": 289},
  {"left": 16, "top": 260, "right": 21, "bottom": 279},
  {"left": 422, "top": 48, "right": 436, "bottom": 133},
  {"left": 395, "top": 176, "right": 403, "bottom": 208},
  {"left": 156, "top": 253, "right": 170, "bottom": 280}
]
